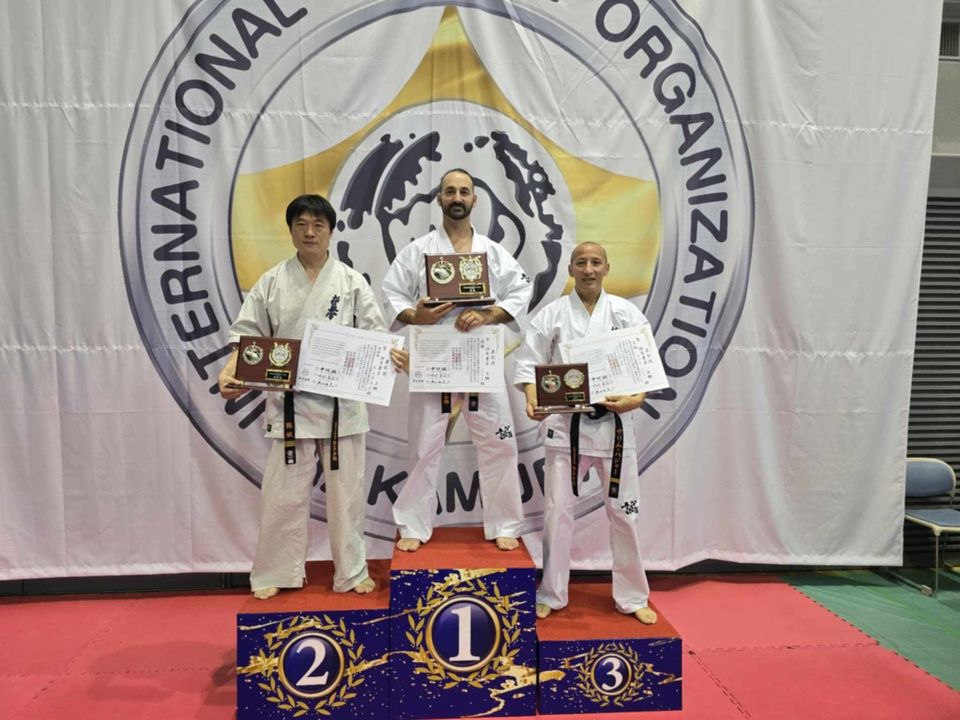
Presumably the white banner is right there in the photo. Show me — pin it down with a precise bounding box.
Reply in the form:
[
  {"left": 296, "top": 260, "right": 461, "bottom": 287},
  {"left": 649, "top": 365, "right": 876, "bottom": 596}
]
[{"left": 0, "top": 0, "right": 940, "bottom": 579}]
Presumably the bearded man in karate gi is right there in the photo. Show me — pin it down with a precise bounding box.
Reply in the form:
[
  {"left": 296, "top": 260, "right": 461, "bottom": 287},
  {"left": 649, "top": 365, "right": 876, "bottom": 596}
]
[
  {"left": 219, "top": 194, "right": 391, "bottom": 600},
  {"left": 382, "top": 168, "right": 531, "bottom": 552},
  {"left": 514, "top": 242, "right": 658, "bottom": 624}
]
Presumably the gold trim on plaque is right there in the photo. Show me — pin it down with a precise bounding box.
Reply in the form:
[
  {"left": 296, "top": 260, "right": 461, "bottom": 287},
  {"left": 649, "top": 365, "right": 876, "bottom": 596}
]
[
  {"left": 540, "top": 372, "right": 561, "bottom": 393},
  {"left": 269, "top": 342, "right": 292, "bottom": 367},
  {"left": 563, "top": 368, "right": 585, "bottom": 389},
  {"left": 430, "top": 258, "right": 455, "bottom": 284},
  {"left": 242, "top": 341, "right": 263, "bottom": 365},
  {"left": 459, "top": 254, "right": 483, "bottom": 282}
]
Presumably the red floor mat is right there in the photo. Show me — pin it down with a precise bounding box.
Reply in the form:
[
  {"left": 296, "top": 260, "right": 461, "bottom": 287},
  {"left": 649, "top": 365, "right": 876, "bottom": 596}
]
[
  {"left": 694, "top": 644, "right": 960, "bottom": 720},
  {"left": 0, "top": 596, "right": 136, "bottom": 674},
  {"left": 17, "top": 668, "right": 234, "bottom": 720},
  {"left": 67, "top": 592, "right": 247, "bottom": 674},
  {"left": 3, "top": 575, "right": 955, "bottom": 718},
  {"left": 649, "top": 575, "right": 873, "bottom": 651}
]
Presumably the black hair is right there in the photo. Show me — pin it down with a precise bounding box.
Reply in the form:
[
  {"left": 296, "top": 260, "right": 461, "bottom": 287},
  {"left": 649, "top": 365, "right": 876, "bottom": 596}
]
[{"left": 285, "top": 194, "right": 337, "bottom": 230}]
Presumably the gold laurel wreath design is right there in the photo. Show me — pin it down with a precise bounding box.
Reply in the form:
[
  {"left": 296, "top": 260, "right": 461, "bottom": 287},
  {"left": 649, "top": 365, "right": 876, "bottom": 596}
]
[
  {"left": 574, "top": 642, "right": 647, "bottom": 708},
  {"left": 250, "top": 614, "right": 367, "bottom": 717},
  {"left": 406, "top": 578, "right": 521, "bottom": 689}
]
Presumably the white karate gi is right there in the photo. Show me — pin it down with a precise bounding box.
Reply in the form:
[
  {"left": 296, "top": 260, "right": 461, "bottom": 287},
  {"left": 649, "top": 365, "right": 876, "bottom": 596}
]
[
  {"left": 514, "top": 290, "right": 651, "bottom": 614},
  {"left": 229, "top": 255, "right": 386, "bottom": 593},
  {"left": 382, "top": 227, "right": 531, "bottom": 542}
]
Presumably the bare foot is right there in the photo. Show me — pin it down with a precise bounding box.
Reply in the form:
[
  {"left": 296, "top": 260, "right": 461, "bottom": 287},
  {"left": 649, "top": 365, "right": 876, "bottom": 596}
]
[
  {"left": 633, "top": 607, "right": 658, "bottom": 625},
  {"left": 396, "top": 537, "right": 422, "bottom": 552},
  {"left": 535, "top": 603, "right": 553, "bottom": 619},
  {"left": 253, "top": 587, "right": 279, "bottom": 600},
  {"left": 352, "top": 577, "right": 376, "bottom": 594},
  {"left": 495, "top": 536, "right": 519, "bottom": 551}
]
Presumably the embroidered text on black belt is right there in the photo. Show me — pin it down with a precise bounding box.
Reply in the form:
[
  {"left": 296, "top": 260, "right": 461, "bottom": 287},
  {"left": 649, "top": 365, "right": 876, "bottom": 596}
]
[
  {"left": 283, "top": 391, "right": 296, "bottom": 465},
  {"left": 569, "top": 405, "right": 624, "bottom": 498}
]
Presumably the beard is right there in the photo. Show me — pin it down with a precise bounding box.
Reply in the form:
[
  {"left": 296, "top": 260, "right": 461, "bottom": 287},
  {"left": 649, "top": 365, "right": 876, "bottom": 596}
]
[{"left": 442, "top": 201, "right": 472, "bottom": 220}]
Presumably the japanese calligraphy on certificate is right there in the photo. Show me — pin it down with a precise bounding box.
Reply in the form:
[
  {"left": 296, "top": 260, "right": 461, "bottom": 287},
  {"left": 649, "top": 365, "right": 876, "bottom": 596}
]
[
  {"left": 560, "top": 324, "right": 669, "bottom": 396},
  {"left": 408, "top": 325, "right": 505, "bottom": 393},
  {"left": 296, "top": 321, "right": 403, "bottom": 406}
]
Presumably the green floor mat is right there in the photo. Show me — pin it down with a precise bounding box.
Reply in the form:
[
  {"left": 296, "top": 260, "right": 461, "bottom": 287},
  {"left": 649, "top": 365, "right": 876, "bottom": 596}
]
[{"left": 782, "top": 568, "right": 960, "bottom": 691}]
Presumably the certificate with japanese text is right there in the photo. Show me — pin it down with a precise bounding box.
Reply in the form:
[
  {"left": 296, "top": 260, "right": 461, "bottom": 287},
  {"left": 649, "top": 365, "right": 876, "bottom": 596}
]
[
  {"left": 408, "top": 325, "right": 505, "bottom": 393},
  {"left": 296, "top": 321, "right": 403, "bottom": 406},
  {"left": 560, "top": 324, "right": 669, "bottom": 397}
]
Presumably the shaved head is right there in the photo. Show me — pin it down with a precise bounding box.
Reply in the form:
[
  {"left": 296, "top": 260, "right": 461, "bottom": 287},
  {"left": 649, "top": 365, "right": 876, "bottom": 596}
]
[{"left": 570, "top": 242, "right": 608, "bottom": 263}]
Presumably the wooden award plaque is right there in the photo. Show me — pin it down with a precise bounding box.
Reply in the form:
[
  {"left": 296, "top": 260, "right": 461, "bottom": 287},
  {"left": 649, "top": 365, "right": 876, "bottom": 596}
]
[
  {"left": 423, "top": 252, "right": 495, "bottom": 306},
  {"left": 233, "top": 336, "right": 301, "bottom": 391},
  {"left": 534, "top": 363, "right": 593, "bottom": 413}
]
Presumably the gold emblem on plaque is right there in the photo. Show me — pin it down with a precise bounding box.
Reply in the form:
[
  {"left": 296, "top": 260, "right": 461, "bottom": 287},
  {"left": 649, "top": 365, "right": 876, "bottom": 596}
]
[
  {"left": 430, "top": 258, "right": 455, "bottom": 284},
  {"left": 269, "top": 342, "right": 292, "bottom": 367},
  {"left": 540, "top": 372, "right": 561, "bottom": 393},
  {"left": 459, "top": 254, "right": 483, "bottom": 282},
  {"left": 563, "top": 368, "right": 585, "bottom": 389},
  {"left": 242, "top": 341, "right": 263, "bottom": 365}
]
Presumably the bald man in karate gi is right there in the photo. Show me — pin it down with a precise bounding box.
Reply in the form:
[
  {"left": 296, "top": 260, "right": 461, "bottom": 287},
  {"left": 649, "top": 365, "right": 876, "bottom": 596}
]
[{"left": 514, "top": 242, "right": 657, "bottom": 624}]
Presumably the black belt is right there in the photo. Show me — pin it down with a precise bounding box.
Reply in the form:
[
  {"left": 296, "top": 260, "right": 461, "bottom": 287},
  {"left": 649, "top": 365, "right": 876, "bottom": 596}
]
[
  {"left": 569, "top": 406, "right": 624, "bottom": 498},
  {"left": 330, "top": 397, "right": 339, "bottom": 470},
  {"left": 284, "top": 393, "right": 339, "bottom": 470},
  {"left": 441, "top": 393, "right": 479, "bottom": 413},
  {"left": 284, "top": 391, "right": 296, "bottom": 465}
]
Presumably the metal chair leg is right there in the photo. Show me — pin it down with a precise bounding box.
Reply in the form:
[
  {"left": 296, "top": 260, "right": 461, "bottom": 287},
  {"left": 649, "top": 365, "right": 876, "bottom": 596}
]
[{"left": 933, "top": 531, "right": 941, "bottom": 597}]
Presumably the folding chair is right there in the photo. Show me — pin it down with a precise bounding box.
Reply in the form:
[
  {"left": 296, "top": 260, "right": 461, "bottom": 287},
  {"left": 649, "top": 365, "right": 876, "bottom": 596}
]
[{"left": 901, "top": 457, "right": 960, "bottom": 596}]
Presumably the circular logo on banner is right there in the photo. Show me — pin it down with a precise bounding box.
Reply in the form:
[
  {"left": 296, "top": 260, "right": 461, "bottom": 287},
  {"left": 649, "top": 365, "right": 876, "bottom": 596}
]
[
  {"left": 119, "top": 1, "right": 753, "bottom": 538},
  {"left": 278, "top": 632, "right": 345, "bottom": 699}
]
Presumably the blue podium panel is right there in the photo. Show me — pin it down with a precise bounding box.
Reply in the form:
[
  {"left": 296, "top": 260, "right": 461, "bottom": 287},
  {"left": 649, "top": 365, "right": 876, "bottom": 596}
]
[
  {"left": 537, "top": 580, "right": 682, "bottom": 714},
  {"left": 236, "top": 560, "right": 391, "bottom": 720},
  {"left": 389, "top": 528, "right": 537, "bottom": 719}
]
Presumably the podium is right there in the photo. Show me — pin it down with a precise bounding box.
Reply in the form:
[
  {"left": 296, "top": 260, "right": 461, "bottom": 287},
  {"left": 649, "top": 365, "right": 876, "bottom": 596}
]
[
  {"left": 536, "top": 579, "right": 682, "bottom": 713},
  {"left": 235, "top": 534, "right": 681, "bottom": 717},
  {"left": 389, "top": 527, "right": 538, "bottom": 719},
  {"left": 236, "top": 560, "right": 391, "bottom": 720}
]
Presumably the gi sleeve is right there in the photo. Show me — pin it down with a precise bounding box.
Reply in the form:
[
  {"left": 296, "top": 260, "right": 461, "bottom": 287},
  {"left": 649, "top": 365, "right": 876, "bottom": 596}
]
[
  {"left": 513, "top": 307, "right": 553, "bottom": 390},
  {"left": 381, "top": 242, "right": 422, "bottom": 332},
  {"left": 619, "top": 300, "right": 651, "bottom": 332},
  {"left": 354, "top": 276, "right": 388, "bottom": 333},
  {"left": 228, "top": 274, "right": 274, "bottom": 342},
  {"left": 489, "top": 244, "right": 532, "bottom": 330}
]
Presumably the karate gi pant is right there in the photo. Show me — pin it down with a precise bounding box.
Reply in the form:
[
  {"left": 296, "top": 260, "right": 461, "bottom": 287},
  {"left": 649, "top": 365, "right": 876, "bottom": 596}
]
[
  {"left": 393, "top": 391, "right": 524, "bottom": 542},
  {"left": 537, "top": 447, "right": 650, "bottom": 614},
  {"left": 250, "top": 434, "right": 369, "bottom": 593}
]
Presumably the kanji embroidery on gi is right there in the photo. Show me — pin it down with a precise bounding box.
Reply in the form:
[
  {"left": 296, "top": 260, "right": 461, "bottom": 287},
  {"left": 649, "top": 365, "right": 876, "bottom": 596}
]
[
  {"left": 621, "top": 500, "right": 638, "bottom": 516},
  {"left": 326, "top": 295, "right": 340, "bottom": 319},
  {"left": 496, "top": 425, "right": 514, "bottom": 439}
]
